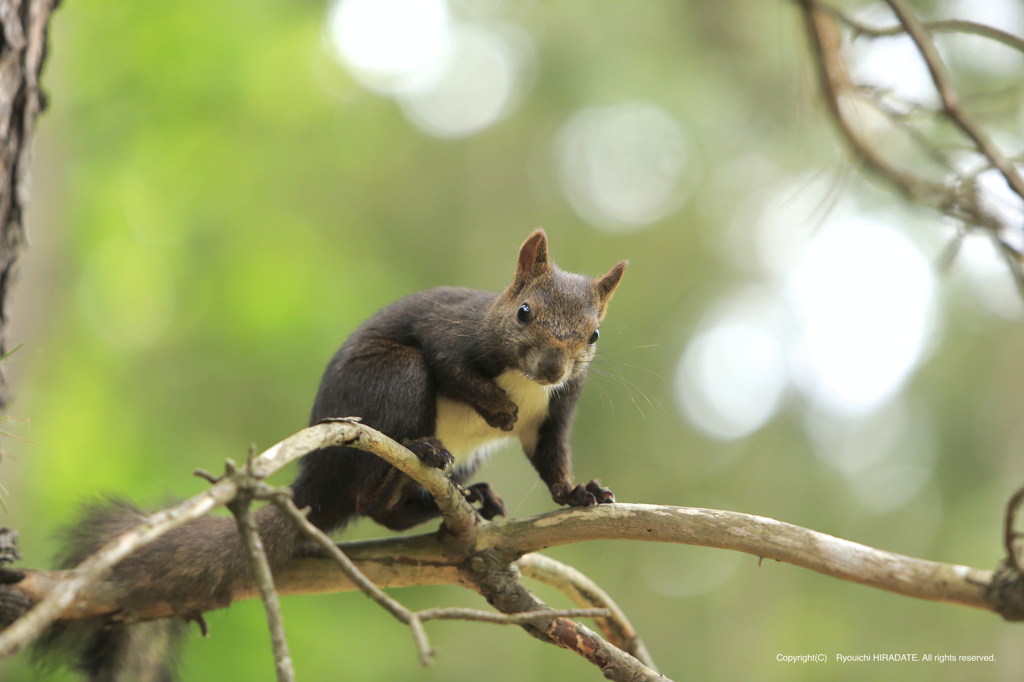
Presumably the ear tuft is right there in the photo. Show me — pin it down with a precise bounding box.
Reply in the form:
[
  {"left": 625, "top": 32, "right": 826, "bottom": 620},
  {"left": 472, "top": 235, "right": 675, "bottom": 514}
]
[
  {"left": 510, "top": 229, "right": 552, "bottom": 294},
  {"left": 596, "top": 260, "right": 627, "bottom": 300}
]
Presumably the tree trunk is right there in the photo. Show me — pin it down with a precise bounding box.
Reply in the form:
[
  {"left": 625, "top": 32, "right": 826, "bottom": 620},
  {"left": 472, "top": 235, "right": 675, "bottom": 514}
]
[{"left": 0, "top": 0, "right": 58, "bottom": 407}]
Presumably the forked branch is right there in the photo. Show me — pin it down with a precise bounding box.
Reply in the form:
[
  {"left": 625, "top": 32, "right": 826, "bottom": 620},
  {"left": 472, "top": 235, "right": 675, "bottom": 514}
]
[
  {"left": 1, "top": 422, "right": 1022, "bottom": 681},
  {"left": 796, "top": 0, "right": 1024, "bottom": 296}
]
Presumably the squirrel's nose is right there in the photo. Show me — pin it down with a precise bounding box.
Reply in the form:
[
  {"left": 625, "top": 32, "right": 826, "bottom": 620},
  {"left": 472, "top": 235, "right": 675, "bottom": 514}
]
[{"left": 538, "top": 357, "right": 566, "bottom": 384}]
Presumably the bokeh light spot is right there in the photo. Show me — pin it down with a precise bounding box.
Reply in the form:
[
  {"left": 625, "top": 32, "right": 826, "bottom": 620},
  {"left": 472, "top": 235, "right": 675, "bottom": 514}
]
[
  {"left": 787, "top": 217, "right": 936, "bottom": 417},
  {"left": 676, "top": 289, "right": 789, "bottom": 441},
  {"left": 327, "top": 0, "right": 452, "bottom": 95},
  {"left": 399, "top": 25, "right": 523, "bottom": 138},
  {"left": 941, "top": 0, "right": 1024, "bottom": 76},
  {"left": 849, "top": 4, "right": 938, "bottom": 104},
  {"left": 806, "top": 395, "right": 937, "bottom": 513},
  {"left": 558, "top": 103, "right": 689, "bottom": 232}
]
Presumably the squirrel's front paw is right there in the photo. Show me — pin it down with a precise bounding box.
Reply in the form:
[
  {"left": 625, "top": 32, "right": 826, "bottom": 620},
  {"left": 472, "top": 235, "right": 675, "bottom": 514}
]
[
  {"left": 402, "top": 437, "right": 455, "bottom": 470},
  {"left": 482, "top": 401, "right": 518, "bottom": 432},
  {"left": 551, "top": 479, "right": 615, "bottom": 507}
]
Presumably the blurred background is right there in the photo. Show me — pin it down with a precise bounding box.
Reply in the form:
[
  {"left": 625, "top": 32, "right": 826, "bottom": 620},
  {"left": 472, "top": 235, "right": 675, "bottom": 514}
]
[{"left": 2, "top": 0, "right": 1023, "bottom": 679}]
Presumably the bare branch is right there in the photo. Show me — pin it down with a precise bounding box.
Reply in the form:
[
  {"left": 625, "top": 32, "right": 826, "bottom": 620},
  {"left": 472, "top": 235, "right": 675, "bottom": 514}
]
[
  {"left": 414, "top": 607, "right": 611, "bottom": 625},
  {"left": 4, "top": 420, "right": 1020, "bottom": 678},
  {"left": 457, "top": 549, "right": 667, "bottom": 682},
  {"left": 272, "top": 490, "right": 610, "bottom": 666},
  {"left": 796, "top": 2, "right": 948, "bottom": 207},
  {"left": 518, "top": 553, "right": 658, "bottom": 671},
  {"left": 0, "top": 475, "right": 240, "bottom": 658},
  {"left": 487, "top": 505, "right": 996, "bottom": 612},
  {"left": 987, "top": 230, "right": 1024, "bottom": 304},
  {"left": 226, "top": 454, "right": 294, "bottom": 682},
  {"left": 796, "top": 0, "right": 1024, "bottom": 299},
  {"left": 881, "top": 0, "right": 1024, "bottom": 203},
  {"left": 545, "top": 617, "right": 667, "bottom": 681},
  {"left": 811, "top": 1, "right": 1024, "bottom": 56},
  {"left": 0, "top": 419, "right": 462, "bottom": 658},
  {"left": 1006, "top": 485, "right": 1024, "bottom": 574},
  {"left": 270, "top": 489, "right": 422, "bottom": 653},
  {"left": 8, "top": 502, "right": 1011, "bottom": 624}
]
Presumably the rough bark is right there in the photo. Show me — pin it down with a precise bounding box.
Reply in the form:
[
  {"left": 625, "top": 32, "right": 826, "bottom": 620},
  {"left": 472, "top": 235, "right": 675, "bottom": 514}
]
[{"left": 0, "top": 0, "right": 57, "bottom": 407}]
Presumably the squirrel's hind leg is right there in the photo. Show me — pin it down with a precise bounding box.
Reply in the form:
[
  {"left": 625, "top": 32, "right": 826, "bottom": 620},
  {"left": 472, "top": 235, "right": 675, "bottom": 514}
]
[
  {"left": 362, "top": 470, "right": 444, "bottom": 530},
  {"left": 302, "top": 339, "right": 448, "bottom": 531}
]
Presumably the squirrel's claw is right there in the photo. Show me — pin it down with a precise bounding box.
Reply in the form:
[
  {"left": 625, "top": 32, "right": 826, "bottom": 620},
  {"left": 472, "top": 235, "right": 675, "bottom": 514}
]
[
  {"left": 552, "top": 479, "right": 615, "bottom": 507},
  {"left": 584, "top": 479, "right": 615, "bottom": 504},
  {"left": 402, "top": 437, "right": 455, "bottom": 470},
  {"left": 482, "top": 402, "right": 518, "bottom": 432}
]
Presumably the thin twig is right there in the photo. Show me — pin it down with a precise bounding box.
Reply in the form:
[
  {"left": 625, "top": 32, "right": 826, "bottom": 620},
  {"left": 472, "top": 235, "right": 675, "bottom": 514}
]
[
  {"left": 518, "top": 553, "right": 659, "bottom": 671},
  {"left": 0, "top": 419, "right": 463, "bottom": 659},
  {"left": 797, "top": 0, "right": 1024, "bottom": 300},
  {"left": 408, "top": 615, "right": 432, "bottom": 666},
  {"left": 458, "top": 550, "right": 669, "bottom": 682},
  {"left": 937, "top": 226, "right": 966, "bottom": 272},
  {"left": 415, "top": 607, "right": 611, "bottom": 625},
  {"left": 272, "top": 494, "right": 411, "bottom": 623},
  {"left": 882, "top": 0, "right": 1024, "bottom": 204},
  {"left": 546, "top": 617, "right": 668, "bottom": 680},
  {"left": 812, "top": 1, "right": 1024, "bottom": 56},
  {"left": 0, "top": 477, "right": 239, "bottom": 658},
  {"left": 796, "top": 1, "right": 947, "bottom": 206},
  {"left": 1005, "top": 485, "right": 1024, "bottom": 574},
  {"left": 988, "top": 230, "right": 1024, "bottom": 303},
  {"left": 227, "top": 454, "right": 294, "bottom": 682},
  {"left": 855, "top": 87, "right": 954, "bottom": 172},
  {"left": 271, "top": 491, "right": 609, "bottom": 666}
]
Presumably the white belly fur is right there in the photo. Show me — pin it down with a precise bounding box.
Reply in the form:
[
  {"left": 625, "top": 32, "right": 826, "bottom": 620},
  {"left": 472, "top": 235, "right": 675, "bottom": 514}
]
[{"left": 435, "top": 369, "right": 551, "bottom": 463}]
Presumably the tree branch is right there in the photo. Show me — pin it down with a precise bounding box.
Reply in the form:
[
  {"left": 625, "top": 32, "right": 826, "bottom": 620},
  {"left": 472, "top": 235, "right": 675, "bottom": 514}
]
[
  {"left": 3, "top": 421, "right": 1021, "bottom": 679},
  {"left": 812, "top": 2, "right": 1024, "bottom": 56},
  {"left": 1006, "top": 486, "right": 1024, "bottom": 574},
  {"left": 796, "top": 0, "right": 1024, "bottom": 298},
  {"left": 796, "top": 1, "right": 949, "bottom": 207},
  {"left": 0, "top": 418, "right": 456, "bottom": 658},
  {"left": 0, "top": 417, "right": 632, "bottom": 676},
  {"left": 494, "top": 505, "right": 997, "bottom": 610},
  {"left": 881, "top": 0, "right": 1024, "bottom": 203},
  {"left": 8, "top": 503, "right": 1013, "bottom": 621},
  {"left": 225, "top": 452, "right": 295, "bottom": 682},
  {"left": 518, "top": 553, "right": 658, "bottom": 671}
]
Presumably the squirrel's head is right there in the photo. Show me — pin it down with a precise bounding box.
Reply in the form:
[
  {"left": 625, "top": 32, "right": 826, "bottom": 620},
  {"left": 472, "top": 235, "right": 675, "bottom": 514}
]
[{"left": 493, "top": 229, "right": 626, "bottom": 387}]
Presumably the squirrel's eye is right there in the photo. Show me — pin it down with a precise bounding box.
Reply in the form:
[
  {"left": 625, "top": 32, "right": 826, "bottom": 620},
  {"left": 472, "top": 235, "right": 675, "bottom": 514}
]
[
  {"left": 588, "top": 329, "right": 599, "bottom": 345},
  {"left": 517, "top": 303, "right": 531, "bottom": 323}
]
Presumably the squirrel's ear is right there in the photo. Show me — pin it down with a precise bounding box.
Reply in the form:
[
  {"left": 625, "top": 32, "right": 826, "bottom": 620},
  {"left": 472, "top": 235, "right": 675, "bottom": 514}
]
[
  {"left": 511, "top": 229, "right": 552, "bottom": 293},
  {"left": 596, "top": 260, "right": 627, "bottom": 301}
]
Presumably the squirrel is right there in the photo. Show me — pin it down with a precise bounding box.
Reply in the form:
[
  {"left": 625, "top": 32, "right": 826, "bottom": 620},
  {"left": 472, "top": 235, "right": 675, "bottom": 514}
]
[{"left": 36, "top": 229, "right": 626, "bottom": 680}]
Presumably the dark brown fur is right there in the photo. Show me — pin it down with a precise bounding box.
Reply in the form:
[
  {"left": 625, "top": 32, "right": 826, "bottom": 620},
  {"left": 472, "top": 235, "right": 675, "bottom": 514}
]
[{"left": 40, "top": 230, "right": 626, "bottom": 679}]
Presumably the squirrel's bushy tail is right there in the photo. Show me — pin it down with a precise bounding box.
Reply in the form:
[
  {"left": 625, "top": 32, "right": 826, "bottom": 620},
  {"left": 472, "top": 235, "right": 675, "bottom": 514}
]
[
  {"left": 33, "top": 497, "right": 298, "bottom": 681},
  {"left": 36, "top": 618, "right": 187, "bottom": 682}
]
